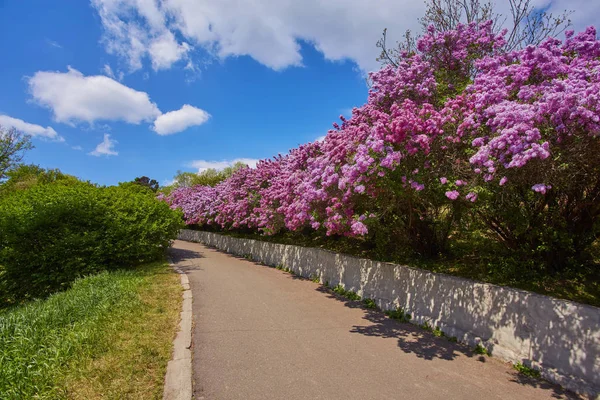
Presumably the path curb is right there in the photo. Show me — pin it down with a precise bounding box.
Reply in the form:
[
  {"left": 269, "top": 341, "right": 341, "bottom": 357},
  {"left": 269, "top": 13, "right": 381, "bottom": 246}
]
[{"left": 163, "top": 259, "right": 193, "bottom": 400}]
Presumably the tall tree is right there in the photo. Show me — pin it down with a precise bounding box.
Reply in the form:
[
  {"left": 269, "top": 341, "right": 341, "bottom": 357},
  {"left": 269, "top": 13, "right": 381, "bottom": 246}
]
[
  {"left": 133, "top": 176, "right": 160, "bottom": 192},
  {"left": 377, "top": 0, "right": 572, "bottom": 67},
  {"left": 0, "top": 126, "right": 33, "bottom": 181}
]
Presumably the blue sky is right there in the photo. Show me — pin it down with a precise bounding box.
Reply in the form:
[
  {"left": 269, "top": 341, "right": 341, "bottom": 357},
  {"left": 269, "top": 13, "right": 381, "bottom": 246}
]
[{"left": 0, "top": 0, "right": 596, "bottom": 186}]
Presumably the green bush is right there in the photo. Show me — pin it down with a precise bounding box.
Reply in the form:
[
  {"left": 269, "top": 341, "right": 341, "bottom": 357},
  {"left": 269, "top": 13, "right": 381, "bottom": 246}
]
[{"left": 0, "top": 181, "right": 183, "bottom": 305}]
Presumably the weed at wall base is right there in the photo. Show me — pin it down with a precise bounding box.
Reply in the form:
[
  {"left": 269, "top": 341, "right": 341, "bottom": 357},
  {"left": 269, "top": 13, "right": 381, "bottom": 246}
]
[
  {"left": 384, "top": 307, "right": 411, "bottom": 323},
  {"left": 514, "top": 362, "right": 541, "bottom": 378},
  {"left": 362, "top": 298, "right": 377, "bottom": 309},
  {"left": 332, "top": 284, "right": 361, "bottom": 301},
  {"left": 473, "top": 344, "right": 491, "bottom": 356}
]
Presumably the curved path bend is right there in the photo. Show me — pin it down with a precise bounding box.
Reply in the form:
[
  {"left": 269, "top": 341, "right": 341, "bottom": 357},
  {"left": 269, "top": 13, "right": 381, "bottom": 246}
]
[{"left": 169, "top": 239, "right": 578, "bottom": 400}]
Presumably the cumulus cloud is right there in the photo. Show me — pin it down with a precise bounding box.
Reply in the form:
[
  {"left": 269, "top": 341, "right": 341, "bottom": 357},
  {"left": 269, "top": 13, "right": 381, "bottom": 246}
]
[
  {"left": 28, "top": 66, "right": 161, "bottom": 125},
  {"left": 149, "top": 31, "right": 192, "bottom": 70},
  {"left": 189, "top": 158, "right": 259, "bottom": 173},
  {"left": 0, "top": 114, "right": 63, "bottom": 141},
  {"left": 91, "top": 0, "right": 425, "bottom": 72},
  {"left": 89, "top": 133, "right": 118, "bottom": 156},
  {"left": 90, "top": 0, "right": 598, "bottom": 73},
  {"left": 153, "top": 104, "right": 210, "bottom": 135},
  {"left": 91, "top": 0, "right": 191, "bottom": 71}
]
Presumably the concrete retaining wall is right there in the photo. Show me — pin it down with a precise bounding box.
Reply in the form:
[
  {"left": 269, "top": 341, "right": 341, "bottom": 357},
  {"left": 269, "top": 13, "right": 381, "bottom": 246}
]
[{"left": 178, "top": 229, "right": 600, "bottom": 397}]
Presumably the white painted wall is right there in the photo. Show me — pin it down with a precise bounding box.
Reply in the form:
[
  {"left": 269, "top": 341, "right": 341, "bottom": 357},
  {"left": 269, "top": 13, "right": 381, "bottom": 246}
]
[{"left": 178, "top": 229, "right": 600, "bottom": 397}]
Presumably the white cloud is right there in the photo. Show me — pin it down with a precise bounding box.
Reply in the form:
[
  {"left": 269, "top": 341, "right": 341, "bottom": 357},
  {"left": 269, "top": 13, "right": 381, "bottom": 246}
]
[
  {"left": 46, "top": 39, "right": 62, "bottom": 48},
  {"left": 28, "top": 66, "right": 161, "bottom": 125},
  {"left": 315, "top": 135, "right": 326, "bottom": 142},
  {"left": 153, "top": 104, "right": 210, "bottom": 135},
  {"left": 91, "top": 0, "right": 190, "bottom": 71},
  {"left": 149, "top": 31, "right": 191, "bottom": 71},
  {"left": 189, "top": 158, "right": 259, "bottom": 173},
  {"left": 72, "top": 145, "right": 83, "bottom": 151},
  {"left": 90, "top": 0, "right": 600, "bottom": 73},
  {"left": 0, "top": 114, "right": 64, "bottom": 141},
  {"left": 90, "top": 0, "right": 425, "bottom": 72},
  {"left": 102, "top": 63, "right": 116, "bottom": 78},
  {"left": 89, "top": 133, "right": 118, "bottom": 156}
]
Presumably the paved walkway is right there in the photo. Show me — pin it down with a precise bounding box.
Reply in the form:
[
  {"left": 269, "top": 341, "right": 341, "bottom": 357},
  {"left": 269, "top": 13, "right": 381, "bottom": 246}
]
[{"left": 169, "top": 240, "right": 578, "bottom": 400}]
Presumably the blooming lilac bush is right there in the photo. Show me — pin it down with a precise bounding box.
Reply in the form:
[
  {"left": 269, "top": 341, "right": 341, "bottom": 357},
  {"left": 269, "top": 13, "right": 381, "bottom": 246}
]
[{"left": 163, "top": 24, "right": 600, "bottom": 271}]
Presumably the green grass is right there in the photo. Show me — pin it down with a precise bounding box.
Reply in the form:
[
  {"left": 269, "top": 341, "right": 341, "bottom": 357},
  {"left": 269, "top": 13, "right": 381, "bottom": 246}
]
[
  {"left": 362, "top": 298, "right": 377, "bottom": 309},
  {"left": 332, "top": 284, "right": 361, "bottom": 301},
  {"left": 384, "top": 307, "right": 411, "bottom": 323},
  {"left": 513, "top": 362, "right": 541, "bottom": 379},
  {"left": 473, "top": 344, "right": 490, "bottom": 356},
  {"left": 0, "top": 261, "right": 181, "bottom": 399}
]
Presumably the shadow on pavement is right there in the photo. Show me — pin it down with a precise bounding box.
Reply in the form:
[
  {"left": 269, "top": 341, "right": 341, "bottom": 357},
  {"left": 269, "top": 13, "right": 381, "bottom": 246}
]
[
  {"left": 168, "top": 246, "right": 204, "bottom": 272},
  {"left": 312, "top": 285, "right": 580, "bottom": 400}
]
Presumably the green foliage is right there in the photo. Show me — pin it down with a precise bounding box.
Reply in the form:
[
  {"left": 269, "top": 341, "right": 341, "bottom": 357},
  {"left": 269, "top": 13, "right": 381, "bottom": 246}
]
[
  {"left": 0, "top": 164, "right": 80, "bottom": 198},
  {"left": 473, "top": 344, "right": 490, "bottom": 356},
  {"left": 362, "top": 298, "right": 377, "bottom": 309},
  {"left": 311, "top": 275, "right": 320, "bottom": 283},
  {"left": 0, "top": 181, "right": 183, "bottom": 305},
  {"left": 161, "top": 162, "right": 247, "bottom": 194},
  {"left": 0, "top": 126, "right": 33, "bottom": 181},
  {"left": 420, "top": 322, "right": 448, "bottom": 337},
  {"left": 332, "top": 284, "right": 361, "bottom": 301},
  {"left": 133, "top": 176, "right": 159, "bottom": 192},
  {"left": 385, "top": 307, "right": 412, "bottom": 322},
  {"left": 513, "top": 362, "right": 541, "bottom": 378}
]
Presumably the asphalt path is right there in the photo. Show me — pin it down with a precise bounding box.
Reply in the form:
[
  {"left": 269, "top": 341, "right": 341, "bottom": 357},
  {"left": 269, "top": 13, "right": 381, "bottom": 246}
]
[{"left": 170, "top": 239, "right": 578, "bottom": 400}]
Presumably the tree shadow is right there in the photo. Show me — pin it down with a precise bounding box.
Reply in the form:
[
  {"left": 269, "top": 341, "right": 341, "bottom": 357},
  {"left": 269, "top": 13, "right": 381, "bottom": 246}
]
[
  {"left": 168, "top": 246, "right": 204, "bottom": 272},
  {"left": 509, "top": 374, "right": 581, "bottom": 399},
  {"left": 178, "top": 230, "right": 594, "bottom": 398},
  {"left": 313, "top": 285, "right": 581, "bottom": 399},
  {"left": 315, "top": 285, "right": 470, "bottom": 361}
]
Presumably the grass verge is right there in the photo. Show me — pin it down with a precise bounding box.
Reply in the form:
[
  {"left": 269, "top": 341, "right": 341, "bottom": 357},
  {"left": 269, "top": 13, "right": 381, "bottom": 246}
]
[{"left": 0, "top": 261, "right": 181, "bottom": 399}]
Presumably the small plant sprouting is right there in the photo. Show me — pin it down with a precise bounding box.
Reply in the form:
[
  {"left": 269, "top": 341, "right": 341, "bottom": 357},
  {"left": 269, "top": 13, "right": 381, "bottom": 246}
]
[
  {"left": 324, "top": 281, "right": 330, "bottom": 288},
  {"left": 333, "top": 284, "right": 345, "bottom": 295},
  {"left": 311, "top": 275, "right": 320, "bottom": 283},
  {"left": 243, "top": 254, "right": 253, "bottom": 261},
  {"left": 420, "top": 321, "right": 433, "bottom": 332},
  {"left": 514, "top": 363, "right": 541, "bottom": 378},
  {"left": 332, "top": 284, "right": 361, "bottom": 301},
  {"left": 275, "top": 264, "right": 284, "bottom": 270},
  {"left": 385, "top": 308, "right": 411, "bottom": 323},
  {"left": 362, "top": 298, "right": 377, "bottom": 309},
  {"left": 432, "top": 326, "right": 445, "bottom": 338},
  {"left": 345, "top": 291, "right": 361, "bottom": 301},
  {"left": 473, "top": 344, "right": 490, "bottom": 356},
  {"left": 448, "top": 336, "right": 458, "bottom": 343}
]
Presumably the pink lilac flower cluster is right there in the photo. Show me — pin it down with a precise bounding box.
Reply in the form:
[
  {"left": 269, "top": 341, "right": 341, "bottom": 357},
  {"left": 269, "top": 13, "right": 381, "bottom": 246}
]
[{"left": 162, "top": 24, "right": 600, "bottom": 238}]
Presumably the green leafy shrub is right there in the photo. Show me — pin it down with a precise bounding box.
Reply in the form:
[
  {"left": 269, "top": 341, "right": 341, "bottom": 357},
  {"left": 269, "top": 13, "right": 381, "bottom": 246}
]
[
  {"left": 0, "top": 181, "right": 183, "bottom": 305},
  {"left": 385, "top": 307, "right": 411, "bottom": 323},
  {"left": 513, "top": 362, "right": 541, "bottom": 378},
  {"left": 332, "top": 284, "right": 361, "bottom": 301}
]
